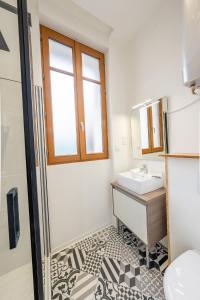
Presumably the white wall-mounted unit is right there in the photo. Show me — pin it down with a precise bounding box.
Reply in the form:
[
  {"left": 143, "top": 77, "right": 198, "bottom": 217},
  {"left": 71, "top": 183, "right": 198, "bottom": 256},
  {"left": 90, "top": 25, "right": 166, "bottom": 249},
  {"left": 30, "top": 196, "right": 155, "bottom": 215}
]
[{"left": 182, "top": 0, "right": 200, "bottom": 87}]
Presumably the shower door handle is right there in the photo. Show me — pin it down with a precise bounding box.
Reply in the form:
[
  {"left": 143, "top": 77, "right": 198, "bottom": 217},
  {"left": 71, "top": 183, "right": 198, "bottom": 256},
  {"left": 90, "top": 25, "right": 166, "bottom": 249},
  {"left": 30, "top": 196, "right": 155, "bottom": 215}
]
[{"left": 7, "top": 188, "right": 20, "bottom": 249}]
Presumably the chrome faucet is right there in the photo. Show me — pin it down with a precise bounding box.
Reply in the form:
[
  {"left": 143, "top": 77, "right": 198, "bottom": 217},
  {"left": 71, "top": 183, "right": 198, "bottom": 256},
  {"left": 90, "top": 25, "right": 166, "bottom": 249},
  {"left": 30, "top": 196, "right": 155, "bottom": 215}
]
[{"left": 140, "top": 164, "right": 148, "bottom": 174}]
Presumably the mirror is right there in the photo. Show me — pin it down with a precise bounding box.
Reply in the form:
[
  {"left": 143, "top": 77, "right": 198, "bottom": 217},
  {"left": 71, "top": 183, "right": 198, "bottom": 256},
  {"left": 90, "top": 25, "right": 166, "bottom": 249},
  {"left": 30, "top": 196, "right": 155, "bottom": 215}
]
[{"left": 131, "top": 97, "right": 168, "bottom": 159}]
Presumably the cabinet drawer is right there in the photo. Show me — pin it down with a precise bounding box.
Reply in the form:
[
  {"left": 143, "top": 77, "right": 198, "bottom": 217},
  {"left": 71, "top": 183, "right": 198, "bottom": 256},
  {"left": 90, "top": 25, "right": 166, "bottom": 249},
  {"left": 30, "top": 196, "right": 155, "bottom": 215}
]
[{"left": 113, "top": 189, "right": 147, "bottom": 244}]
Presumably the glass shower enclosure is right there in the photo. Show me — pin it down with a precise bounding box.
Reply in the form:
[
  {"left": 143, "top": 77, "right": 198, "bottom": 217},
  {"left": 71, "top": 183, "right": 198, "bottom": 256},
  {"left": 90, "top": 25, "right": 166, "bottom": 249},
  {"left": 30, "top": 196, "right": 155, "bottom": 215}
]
[{"left": 0, "top": 0, "right": 50, "bottom": 299}]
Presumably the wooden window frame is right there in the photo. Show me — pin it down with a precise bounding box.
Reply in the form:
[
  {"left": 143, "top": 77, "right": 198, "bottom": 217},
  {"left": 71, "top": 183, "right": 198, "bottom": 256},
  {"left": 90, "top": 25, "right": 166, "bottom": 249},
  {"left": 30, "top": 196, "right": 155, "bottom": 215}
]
[
  {"left": 40, "top": 26, "right": 109, "bottom": 165},
  {"left": 142, "top": 99, "right": 164, "bottom": 155}
]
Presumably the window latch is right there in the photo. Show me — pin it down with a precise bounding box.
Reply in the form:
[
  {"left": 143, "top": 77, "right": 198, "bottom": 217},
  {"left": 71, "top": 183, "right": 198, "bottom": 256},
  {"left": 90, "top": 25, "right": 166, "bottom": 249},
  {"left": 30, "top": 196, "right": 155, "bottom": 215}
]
[{"left": 80, "top": 122, "right": 85, "bottom": 131}]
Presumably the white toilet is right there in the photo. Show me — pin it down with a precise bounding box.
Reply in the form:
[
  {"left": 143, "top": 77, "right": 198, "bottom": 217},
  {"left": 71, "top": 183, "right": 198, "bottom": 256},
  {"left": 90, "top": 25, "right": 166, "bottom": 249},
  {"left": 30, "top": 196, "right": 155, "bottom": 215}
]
[{"left": 164, "top": 250, "right": 200, "bottom": 300}]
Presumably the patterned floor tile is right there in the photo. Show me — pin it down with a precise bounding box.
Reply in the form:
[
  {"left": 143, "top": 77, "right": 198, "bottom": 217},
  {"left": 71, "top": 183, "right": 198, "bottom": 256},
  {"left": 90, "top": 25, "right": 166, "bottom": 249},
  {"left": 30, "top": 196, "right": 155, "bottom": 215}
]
[
  {"left": 82, "top": 252, "right": 103, "bottom": 276},
  {"left": 108, "top": 227, "right": 124, "bottom": 243},
  {"left": 120, "top": 224, "right": 168, "bottom": 272},
  {"left": 140, "top": 266, "right": 165, "bottom": 300},
  {"left": 75, "top": 236, "right": 107, "bottom": 256},
  {"left": 142, "top": 295, "right": 155, "bottom": 300},
  {"left": 109, "top": 225, "right": 119, "bottom": 235},
  {"left": 119, "top": 261, "right": 140, "bottom": 290},
  {"left": 70, "top": 271, "right": 98, "bottom": 300},
  {"left": 51, "top": 259, "right": 66, "bottom": 273},
  {"left": 121, "top": 225, "right": 139, "bottom": 247},
  {"left": 154, "top": 244, "right": 168, "bottom": 272},
  {"left": 94, "top": 277, "right": 119, "bottom": 300},
  {"left": 100, "top": 257, "right": 120, "bottom": 284},
  {"left": 92, "top": 226, "right": 113, "bottom": 243},
  {"left": 67, "top": 247, "right": 87, "bottom": 270},
  {"left": 138, "top": 243, "right": 168, "bottom": 271},
  {"left": 51, "top": 225, "right": 168, "bottom": 300},
  {"left": 88, "top": 238, "right": 107, "bottom": 256},
  {"left": 51, "top": 266, "right": 80, "bottom": 299},
  {"left": 52, "top": 264, "right": 79, "bottom": 285},
  {"left": 51, "top": 249, "right": 71, "bottom": 271},
  {"left": 121, "top": 244, "right": 139, "bottom": 265},
  {"left": 104, "top": 240, "right": 123, "bottom": 260},
  {"left": 52, "top": 280, "right": 71, "bottom": 300},
  {"left": 117, "top": 285, "right": 143, "bottom": 300},
  {"left": 75, "top": 236, "right": 97, "bottom": 252}
]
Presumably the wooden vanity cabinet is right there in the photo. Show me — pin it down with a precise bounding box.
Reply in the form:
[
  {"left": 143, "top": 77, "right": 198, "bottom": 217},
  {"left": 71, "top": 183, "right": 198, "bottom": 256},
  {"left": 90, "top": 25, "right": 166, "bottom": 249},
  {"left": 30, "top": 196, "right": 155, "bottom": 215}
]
[{"left": 111, "top": 182, "right": 167, "bottom": 266}]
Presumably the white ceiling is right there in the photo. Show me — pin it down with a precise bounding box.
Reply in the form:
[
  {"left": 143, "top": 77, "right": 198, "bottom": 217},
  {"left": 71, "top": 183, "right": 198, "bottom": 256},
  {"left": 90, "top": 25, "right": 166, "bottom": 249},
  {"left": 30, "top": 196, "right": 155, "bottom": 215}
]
[{"left": 72, "top": 0, "right": 162, "bottom": 39}]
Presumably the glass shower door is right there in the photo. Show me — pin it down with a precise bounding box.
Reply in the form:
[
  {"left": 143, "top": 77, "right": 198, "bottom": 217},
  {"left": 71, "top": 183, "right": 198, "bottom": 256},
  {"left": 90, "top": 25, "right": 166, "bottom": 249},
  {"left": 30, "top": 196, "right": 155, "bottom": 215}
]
[
  {"left": 0, "top": 0, "right": 47, "bottom": 299},
  {"left": 0, "top": 80, "right": 35, "bottom": 300}
]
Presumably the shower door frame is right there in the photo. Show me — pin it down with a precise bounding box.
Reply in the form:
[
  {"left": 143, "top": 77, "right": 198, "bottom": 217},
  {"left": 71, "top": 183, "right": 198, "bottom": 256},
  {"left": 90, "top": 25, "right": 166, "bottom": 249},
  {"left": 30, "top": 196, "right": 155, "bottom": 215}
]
[
  {"left": 18, "top": 0, "right": 44, "bottom": 299},
  {"left": 17, "top": 0, "right": 44, "bottom": 298}
]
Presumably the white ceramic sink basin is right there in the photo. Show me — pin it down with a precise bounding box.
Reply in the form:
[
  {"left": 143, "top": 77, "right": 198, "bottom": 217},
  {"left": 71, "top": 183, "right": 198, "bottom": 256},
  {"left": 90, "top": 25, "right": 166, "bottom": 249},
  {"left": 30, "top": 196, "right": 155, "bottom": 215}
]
[{"left": 116, "top": 171, "right": 164, "bottom": 195}]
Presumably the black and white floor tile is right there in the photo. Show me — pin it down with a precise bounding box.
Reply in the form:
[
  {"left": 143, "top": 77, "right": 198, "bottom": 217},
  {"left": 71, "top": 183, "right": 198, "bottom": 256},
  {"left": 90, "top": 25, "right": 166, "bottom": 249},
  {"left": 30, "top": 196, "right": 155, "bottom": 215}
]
[
  {"left": 70, "top": 271, "right": 98, "bottom": 300},
  {"left": 68, "top": 248, "right": 87, "bottom": 270},
  {"left": 121, "top": 243, "right": 139, "bottom": 265},
  {"left": 119, "top": 261, "right": 140, "bottom": 290},
  {"left": 51, "top": 225, "right": 168, "bottom": 300},
  {"left": 117, "top": 284, "right": 143, "bottom": 300},
  {"left": 51, "top": 266, "right": 80, "bottom": 299},
  {"left": 82, "top": 252, "right": 103, "bottom": 277},
  {"left": 140, "top": 266, "right": 165, "bottom": 300},
  {"left": 103, "top": 240, "right": 124, "bottom": 261},
  {"left": 100, "top": 257, "right": 120, "bottom": 284},
  {"left": 138, "top": 243, "right": 168, "bottom": 272},
  {"left": 94, "top": 277, "right": 119, "bottom": 300}
]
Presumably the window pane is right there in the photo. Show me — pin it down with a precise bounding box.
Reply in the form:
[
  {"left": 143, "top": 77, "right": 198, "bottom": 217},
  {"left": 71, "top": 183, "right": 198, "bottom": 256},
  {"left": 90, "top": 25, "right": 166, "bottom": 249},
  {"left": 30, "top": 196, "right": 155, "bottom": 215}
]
[
  {"left": 49, "top": 39, "right": 73, "bottom": 73},
  {"left": 83, "top": 80, "right": 103, "bottom": 153},
  {"left": 50, "top": 70, "right": 77, "bottom": 156},
  {"left": 152, "top": 102, "right": 161, "bottom": 148},
  {"left": 82, "top": 53, "right": 100, "bottom": 81},
  {"left": 139, "top": 107, "right": 149, "bottom": 149}
]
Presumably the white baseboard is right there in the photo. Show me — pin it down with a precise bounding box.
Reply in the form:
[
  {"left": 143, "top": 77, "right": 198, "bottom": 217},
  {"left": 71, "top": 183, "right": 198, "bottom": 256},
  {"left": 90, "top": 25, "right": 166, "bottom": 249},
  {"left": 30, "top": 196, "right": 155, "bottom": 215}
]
[
  {"left": 52, "top": 223, "right": 167, "bottom": 255},
  {"left": 52, "top": 222, "right": 114, "bottom": 255}
]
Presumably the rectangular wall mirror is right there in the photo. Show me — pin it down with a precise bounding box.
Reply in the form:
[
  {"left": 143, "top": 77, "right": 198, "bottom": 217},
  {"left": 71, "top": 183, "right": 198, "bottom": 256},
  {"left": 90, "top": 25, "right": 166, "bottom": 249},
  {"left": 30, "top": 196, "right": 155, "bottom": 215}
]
[{"left": 131, "top": 97, "right": 168, "bottom": 159}]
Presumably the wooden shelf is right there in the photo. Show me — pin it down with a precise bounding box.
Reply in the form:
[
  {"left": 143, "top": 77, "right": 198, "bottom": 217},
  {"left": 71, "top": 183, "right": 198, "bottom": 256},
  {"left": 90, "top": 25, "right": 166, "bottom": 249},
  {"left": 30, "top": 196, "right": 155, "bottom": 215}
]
[{"left": 160, "top": 153, "right": 200, "bottom": 159}]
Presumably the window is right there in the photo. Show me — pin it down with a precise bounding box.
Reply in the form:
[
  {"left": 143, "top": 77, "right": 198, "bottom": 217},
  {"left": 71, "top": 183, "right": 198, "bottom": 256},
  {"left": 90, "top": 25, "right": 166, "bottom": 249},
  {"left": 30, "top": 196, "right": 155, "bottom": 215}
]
[
  {"left": 139, "top": 100, "right": 164, "bottom": 154},
  {"left": 40, "top": 26, "right": 108, "bottom": 164}
]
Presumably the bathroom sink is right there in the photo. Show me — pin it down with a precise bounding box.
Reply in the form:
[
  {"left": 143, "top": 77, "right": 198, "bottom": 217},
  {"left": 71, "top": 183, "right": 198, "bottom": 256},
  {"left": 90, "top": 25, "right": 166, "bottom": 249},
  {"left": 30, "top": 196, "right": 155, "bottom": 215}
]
[{"left": 116, "top": 171, "right": 164, "bottom": 195}]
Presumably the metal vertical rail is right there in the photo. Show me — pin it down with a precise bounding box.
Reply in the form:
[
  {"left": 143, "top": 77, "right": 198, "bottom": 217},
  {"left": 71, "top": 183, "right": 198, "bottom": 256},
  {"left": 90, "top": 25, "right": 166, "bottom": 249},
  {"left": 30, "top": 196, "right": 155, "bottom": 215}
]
[{"left": 17, "top": 0, "right": 43, "bottom": 299}]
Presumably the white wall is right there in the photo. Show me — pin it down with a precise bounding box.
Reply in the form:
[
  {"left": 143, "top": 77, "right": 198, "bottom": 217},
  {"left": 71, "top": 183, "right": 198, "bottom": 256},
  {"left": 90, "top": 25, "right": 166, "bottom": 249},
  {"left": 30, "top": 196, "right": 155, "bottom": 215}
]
[
  {"left": 37, "top": 0, "right": 137, "bottom": 251},
  {"left": 130, "top": 0, "right": 200, "bottom": 259},
  {"left": 39, "top": 0, "right": 111, "bottom": 52},
  {"left": 38, "top": 0, "right": 113, "bottom": 251},
  {"left": 47, "top": 160, "right": 112, "bottom": 250},
  {"left": 131, "top": 0, "right": 199, "bottom": 154},
  {"left": 107, "top": 37, "right": 133, "bottom": 175},
  {"left": 168, "top": 158, "right": 200, "bottom": 259}
]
